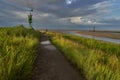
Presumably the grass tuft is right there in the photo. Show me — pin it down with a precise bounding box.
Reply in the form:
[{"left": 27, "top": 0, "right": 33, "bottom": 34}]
[
  {"left": 0, "top": 25, "right": 40, "bottom": 80},
  {"left": 47, "top": 32, "right": 120, "bottom": 80}
]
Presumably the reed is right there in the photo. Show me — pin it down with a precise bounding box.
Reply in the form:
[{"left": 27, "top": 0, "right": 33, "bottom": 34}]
[
  {"left": 62, "top": 34, "right": 120, "bottom": 56},
  {"left": 47, "top": 32, "right": 120, "bottom": 80},
  {"left": 0, "top": 25, "right": 40, "bottom": 80}
]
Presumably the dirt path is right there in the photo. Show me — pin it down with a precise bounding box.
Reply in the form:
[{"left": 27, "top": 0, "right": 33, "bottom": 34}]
[{"left": 29, "top": 33, "right": 85, "bottom": 80}]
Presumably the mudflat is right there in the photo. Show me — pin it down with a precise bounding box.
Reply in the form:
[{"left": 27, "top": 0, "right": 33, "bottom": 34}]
[{"left": 77, "top": 31, "right": 120, "bottom": 40}]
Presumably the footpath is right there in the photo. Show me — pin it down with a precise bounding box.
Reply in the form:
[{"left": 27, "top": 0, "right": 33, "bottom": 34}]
[{"left": 29, "top": 33, "right": 85, "bottom": 80}]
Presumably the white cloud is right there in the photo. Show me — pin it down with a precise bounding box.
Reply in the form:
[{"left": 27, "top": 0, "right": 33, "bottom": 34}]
[
  {"left": 70, "top": 16, "right": 108, "bottom": 25},
  {"left": 70, "top": 17, "right": 83, "bottom": 23},
  {"left": 70, "top": 16, "right": 97, "bottom": 25},
  {"left": 66, "top": 0, "right": 76, "bottom": 5},
  {"left": 90, "top": 1, "right": 112, "bottom": 13},
  {"left": 87, "top": 20, "right": 93, "bottom": 24},
  {"left": 66, "top": 0, "right": 72, "bottom": 5}
]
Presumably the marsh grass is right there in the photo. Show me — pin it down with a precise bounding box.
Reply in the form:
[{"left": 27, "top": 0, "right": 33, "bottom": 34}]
[
  {"left": 0, "top": 25, "right": 40, "bottom": 80},
  {"left": 62, "top": 34, "right": 120, "bottom": 56},
  {"left": 47, "top": 32, "right": 120, "bottom": 80}
]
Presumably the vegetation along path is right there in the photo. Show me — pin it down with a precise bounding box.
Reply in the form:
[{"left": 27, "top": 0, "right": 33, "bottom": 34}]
[{"left": 29, "top": 33, "right": 85, "bottom": 80}]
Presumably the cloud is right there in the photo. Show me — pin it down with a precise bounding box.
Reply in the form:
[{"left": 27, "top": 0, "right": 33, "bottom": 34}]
[
  {"left": 89, "top": 1, "right": 112, "bottom": 14},
  {"left": 100, "top": 18, "right": 120, "bottom": 25},
  {"left": 70, "top": 17, "right": 83, "bottom": 23},
  {"left": 0, "top": 0, "right": 119, "bottom": 30},
  {"left": 70, "top": 16, "right": 103, "bottom": 25},
  {"left": 4, "top": 0, "right": 105, "bottom": 18},
  {"left": 66, "top": 0, "right": 77, "bottom": 5}
]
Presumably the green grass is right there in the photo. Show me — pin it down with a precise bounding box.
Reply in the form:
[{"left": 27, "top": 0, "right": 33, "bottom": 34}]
[
  {"left": 62, "top": 34, "right": 120, "bottom": 56},
  {"left": 47, "top": 32, "right": 120, "bottom": 80},
  {"left": 0, "top": 25, "right": 40, "bottom": 80}
]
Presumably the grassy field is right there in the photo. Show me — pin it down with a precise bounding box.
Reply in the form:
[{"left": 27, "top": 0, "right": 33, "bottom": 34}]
[
  {"left": 62, "top": 34, "right": 120, "bottom": 56},
  {"left": 47, "top": 31, "right": 120, "bottom": 80},
  {"left": 0, "top": 25, "right": 40, "bottom": 80}
]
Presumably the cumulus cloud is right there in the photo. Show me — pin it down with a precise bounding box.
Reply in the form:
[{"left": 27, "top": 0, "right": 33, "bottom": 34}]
[
  {"left": 71, "top": 17, "right": 83, "bottom": 23},
  {"left": 89, "top": 1, "right": 112, "bottom": 14},
  {"left": 70, "top": 17, "right": 101, "bottom": 25}
]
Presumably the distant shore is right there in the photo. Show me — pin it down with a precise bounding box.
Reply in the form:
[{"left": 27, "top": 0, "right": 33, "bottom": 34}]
[
  {"left": 40, "top": 29, "right": 120, "bottom": 40},
  {"left": 76, "top": 31, "right": 120, "bottom": 40}
]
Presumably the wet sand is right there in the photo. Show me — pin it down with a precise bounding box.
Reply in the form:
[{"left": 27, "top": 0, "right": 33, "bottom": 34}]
[{"left": 77, "top": 31, "right": 120, "bottom": 40}]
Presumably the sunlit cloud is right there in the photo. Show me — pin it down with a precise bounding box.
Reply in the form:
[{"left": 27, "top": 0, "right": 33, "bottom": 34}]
[
  {"left": 66, "top": 0, "right": 77, "bottom": 5},
  {"left": 70, "top": 17, "right": 97, "bottom": 25}
]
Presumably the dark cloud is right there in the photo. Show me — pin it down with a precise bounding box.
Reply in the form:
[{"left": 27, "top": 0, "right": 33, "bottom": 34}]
[
  {"left": 5, "top": 0, "right": 107, "bottom": 17},
  {"left": 36, "top": 0, "right": 107, "bottom": 17},
  {"left": 0, "top": 0, "right": 119, "bottom": 30},
  {"left": 100, "top": 18, "right": 120, "bottom": 25}
]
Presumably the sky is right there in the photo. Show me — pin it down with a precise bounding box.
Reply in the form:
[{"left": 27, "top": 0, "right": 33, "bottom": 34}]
[{"left": 0, "top": 0, "right": 120, "bottom": 30}]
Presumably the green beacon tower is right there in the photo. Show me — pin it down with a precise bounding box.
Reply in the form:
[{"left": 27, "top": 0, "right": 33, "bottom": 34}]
[{"left": 28, "top": 8, "right": 33, "bottom": 29}]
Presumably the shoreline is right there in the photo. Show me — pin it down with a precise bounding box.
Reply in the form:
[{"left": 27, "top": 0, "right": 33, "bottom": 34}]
[{"left": 76, "top": 31, "right": 120, "bottom": 40}]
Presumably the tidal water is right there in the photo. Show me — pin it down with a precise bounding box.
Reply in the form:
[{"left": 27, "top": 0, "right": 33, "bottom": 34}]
[{"left": 62, "top": 31, "right": 120, "bottom": 44}]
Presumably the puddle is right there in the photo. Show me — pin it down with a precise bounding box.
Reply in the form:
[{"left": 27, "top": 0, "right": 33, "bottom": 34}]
[
  {"left": 41, "top": 40, "right": 51, "bottom": 45},
  {"left": 44, "top": 45, "right": 56, "bottom": 50}
]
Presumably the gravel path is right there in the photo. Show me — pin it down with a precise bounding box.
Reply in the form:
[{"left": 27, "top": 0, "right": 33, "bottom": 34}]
[{"left": 29, "top": 33, "right": 85, "bottom": 80}]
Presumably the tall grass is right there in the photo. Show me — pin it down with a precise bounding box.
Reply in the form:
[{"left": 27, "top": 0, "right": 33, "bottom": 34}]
[
  {"left": 62, "top": 34, "right": 120, "bottom": 56},
  {"left": 0, "top": 25, "right": 40, "bottom": 80},
  {"left": 47, "top": 32, "right": 120, "bottom": 80}
]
